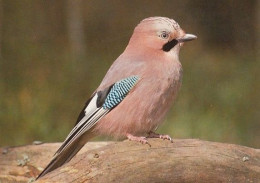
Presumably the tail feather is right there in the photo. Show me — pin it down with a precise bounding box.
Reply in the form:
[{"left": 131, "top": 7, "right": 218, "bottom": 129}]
[{"left": 36, "top": 132, "right": 93, "bottom": 180}]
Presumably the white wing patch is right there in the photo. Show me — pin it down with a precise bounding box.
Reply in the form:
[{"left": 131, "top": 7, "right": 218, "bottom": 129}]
[
  {"left": 64, "top": 93, "right": 99, "bottom": 142},
  {"left": 84, "top": 93, "right": 98, "bottom": 114},
  {"left": 55, "top": 93, "right": 102, "bottom": 155}
]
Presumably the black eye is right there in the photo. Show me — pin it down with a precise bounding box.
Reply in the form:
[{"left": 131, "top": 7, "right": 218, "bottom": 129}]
[{"left": 160, "top": 31, "right": 169, "bottom": 39}]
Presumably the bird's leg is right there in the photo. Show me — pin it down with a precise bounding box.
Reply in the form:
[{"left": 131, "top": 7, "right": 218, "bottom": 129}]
[
  {"left": 126, "top": 133, "right": 151, "bottom": 147},
  {"left": 147, "top": 131, "right": 173, "bottom": 143}
]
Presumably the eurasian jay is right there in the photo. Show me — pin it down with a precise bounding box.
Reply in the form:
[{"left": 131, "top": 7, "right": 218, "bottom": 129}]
[{"left": 37, "top": 16, "right": 197, "bottom": 179}]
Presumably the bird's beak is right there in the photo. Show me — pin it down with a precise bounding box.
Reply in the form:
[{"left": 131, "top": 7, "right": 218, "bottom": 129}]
[{"left": 177, "top": 34, "right": 197, "bottom": 43}]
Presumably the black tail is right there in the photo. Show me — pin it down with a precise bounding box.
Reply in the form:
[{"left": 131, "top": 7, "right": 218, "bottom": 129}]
[{"left": 36, "top": 132, "right": 93, "bottom": 180}]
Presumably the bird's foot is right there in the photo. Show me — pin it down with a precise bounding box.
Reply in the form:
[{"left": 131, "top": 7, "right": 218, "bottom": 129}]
[
  {"left": 147, "top": 131, "right": 173, "bottom": 143},
  {"left": 126, "top": 133, "right": 151, "bottom": 147}
]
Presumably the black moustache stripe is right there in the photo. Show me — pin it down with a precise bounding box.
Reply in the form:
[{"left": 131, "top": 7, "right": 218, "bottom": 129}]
[{"left": 162, "top": 39, "right": 178, "bottom": 52}]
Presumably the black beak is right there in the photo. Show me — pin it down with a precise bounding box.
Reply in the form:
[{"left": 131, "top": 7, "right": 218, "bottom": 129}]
[{"left": 177, "top": 34, "right": 197, "bottom": 43}]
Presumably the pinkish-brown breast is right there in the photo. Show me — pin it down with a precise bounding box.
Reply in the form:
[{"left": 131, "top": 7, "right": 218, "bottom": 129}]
[{"left": 93, "top": 52, "right": 182, "bottom": 138}]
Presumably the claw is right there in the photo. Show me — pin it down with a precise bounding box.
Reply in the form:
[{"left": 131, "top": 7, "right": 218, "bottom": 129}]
[
  {"left": 126, "top": 133, "right": 151, "bottom": 147},
  {"left": 147, "top": 131, "right": 173, "bottom": 143}
]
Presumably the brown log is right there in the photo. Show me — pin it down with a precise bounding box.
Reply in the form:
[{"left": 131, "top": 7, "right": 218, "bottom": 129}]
[{"left": 0, "top": 139, "right": 259, "bottom": 183}]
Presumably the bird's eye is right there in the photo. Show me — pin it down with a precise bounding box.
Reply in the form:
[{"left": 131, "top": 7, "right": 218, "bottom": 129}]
[{"left": 160, "top": 31, "right": 169, "bottom": 39}]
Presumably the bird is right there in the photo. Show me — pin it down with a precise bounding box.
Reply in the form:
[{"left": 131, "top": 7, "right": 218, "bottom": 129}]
[{"left": 36, "top": 16, "right": 197, "bottom": 179}]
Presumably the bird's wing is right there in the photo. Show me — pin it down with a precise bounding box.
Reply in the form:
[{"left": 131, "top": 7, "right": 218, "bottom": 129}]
[
  {"left": 36, "top": 75, "right": 140, "bottom": 179},
  {"left": 54, "top": 75, "right": 140, "bottom": 156}
]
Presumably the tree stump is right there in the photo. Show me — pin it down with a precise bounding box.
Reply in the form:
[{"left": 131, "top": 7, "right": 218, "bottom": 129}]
[{"left": 0, "top": 139, "right": 259, "bottom": 183}]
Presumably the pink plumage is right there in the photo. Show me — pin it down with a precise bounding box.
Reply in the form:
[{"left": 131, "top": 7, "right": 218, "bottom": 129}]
[
  {"left": 37, "top": 17, "right": 196, "bottom": 179},
  {"left": 95, "top": 17, "right": 191, "bottom": 138}
]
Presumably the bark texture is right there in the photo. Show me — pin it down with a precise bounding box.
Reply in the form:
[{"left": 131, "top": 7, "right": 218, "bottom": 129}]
[{"left": 0, "top": 139, "right": 259, "bottom": 183}]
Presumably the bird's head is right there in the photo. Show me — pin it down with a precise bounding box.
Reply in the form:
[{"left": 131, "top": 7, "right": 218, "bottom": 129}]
[{"left": 127, "top": 17, "right": 197, "bottom": 57}]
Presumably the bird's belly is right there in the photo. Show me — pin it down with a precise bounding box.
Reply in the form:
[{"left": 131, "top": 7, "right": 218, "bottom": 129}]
[{"left": 93, "top": 77, "right": 181, "bottom": 138}]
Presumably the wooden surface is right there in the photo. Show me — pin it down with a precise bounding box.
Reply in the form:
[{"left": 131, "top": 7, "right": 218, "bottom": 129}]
[{"left": 0, "top": 139, "right": 259, "bottom": 183}]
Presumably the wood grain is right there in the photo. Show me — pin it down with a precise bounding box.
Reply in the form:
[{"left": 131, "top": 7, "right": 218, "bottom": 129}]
[{"left": 0, "top": 139, "right": 259, "bottom": 183}]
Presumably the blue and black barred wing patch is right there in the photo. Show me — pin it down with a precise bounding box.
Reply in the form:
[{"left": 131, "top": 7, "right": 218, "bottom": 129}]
[
  {"left": 103, "top": 75, "right": 139, "bottom": 109},
  {"left": 54, "top": 75, "right": 139, "bottom": 156}
]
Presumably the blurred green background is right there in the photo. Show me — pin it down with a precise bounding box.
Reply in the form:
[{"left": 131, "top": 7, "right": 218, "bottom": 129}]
[{"left": 0, "top": 0, "right": 259, "bottom": 148}]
